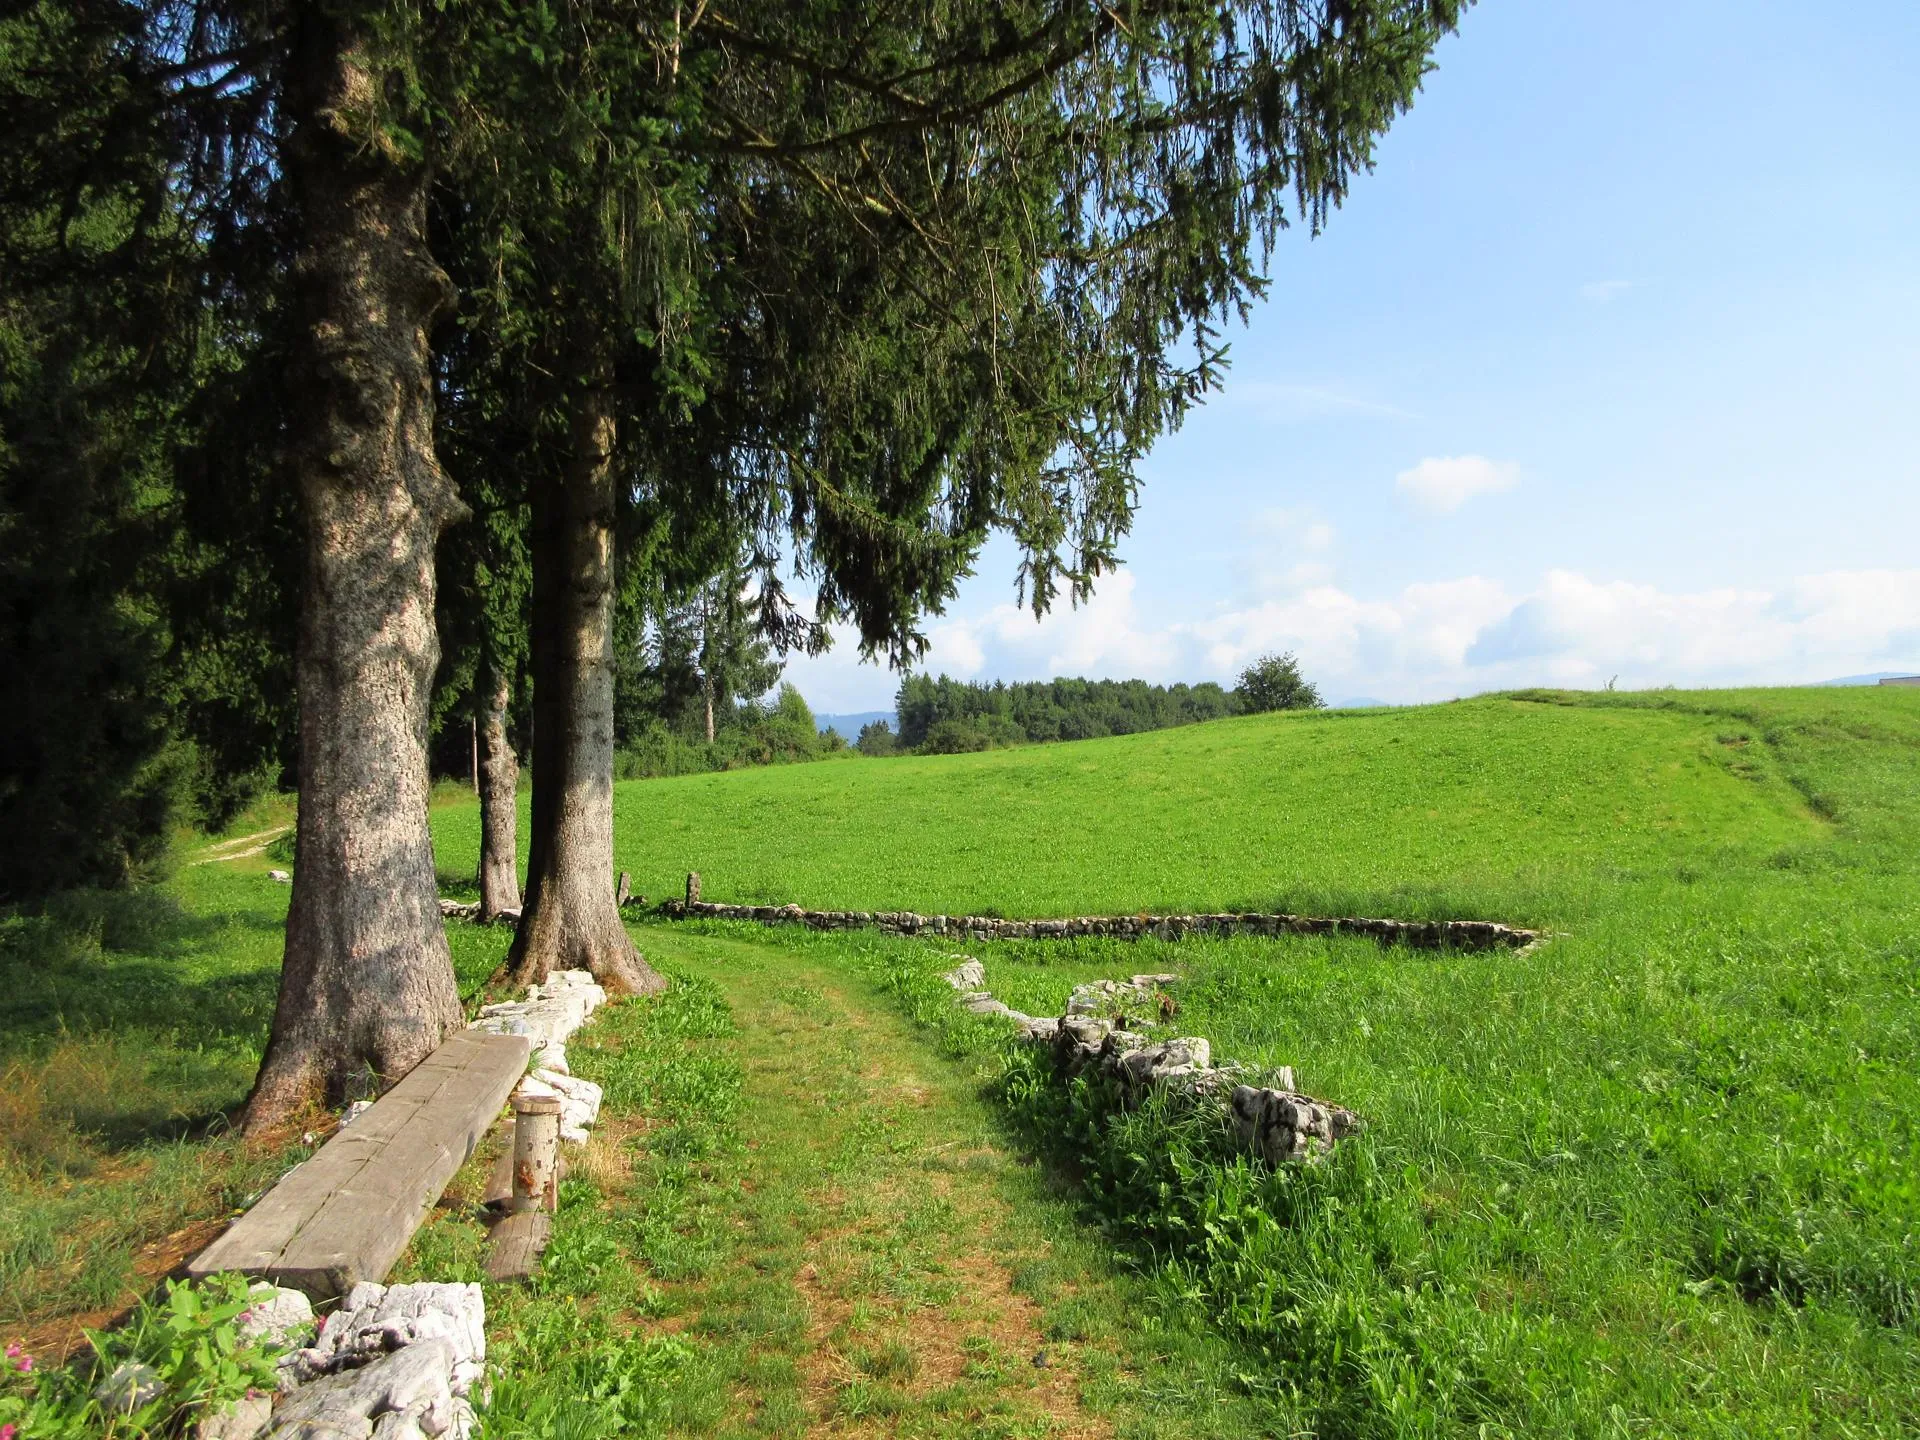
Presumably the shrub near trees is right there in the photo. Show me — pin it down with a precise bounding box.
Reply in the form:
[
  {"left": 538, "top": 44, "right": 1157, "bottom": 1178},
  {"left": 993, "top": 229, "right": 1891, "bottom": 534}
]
[
  {"left": 614, "top": 683, "right": 849, "bottom": 779},
  {"left": 3, "top": 0, "right": 1461, "bottom": 1126},
  {"left": 855, "top": 721, "right": 899, "bottom": 757},
  {"left": 1235, "top": 651, "right": 1325, "bottom": 712}
]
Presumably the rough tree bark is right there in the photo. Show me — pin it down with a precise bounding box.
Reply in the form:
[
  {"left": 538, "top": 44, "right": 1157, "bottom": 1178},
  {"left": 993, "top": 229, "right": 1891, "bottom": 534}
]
[
  {"left": 243, "top": 12, "right": 469, "bottom": 1132},
  {"left": 502, "top": 380, "right": 664, "bottom": 994},
  {"left": 477, "top": 656, "right": 521, "bottom": 922}
]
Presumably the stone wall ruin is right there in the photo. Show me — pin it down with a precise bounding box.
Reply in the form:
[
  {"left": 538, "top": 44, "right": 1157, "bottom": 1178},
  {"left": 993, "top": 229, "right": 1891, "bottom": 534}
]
[
  {"left": 663, "top": 893, "right": 1538, "bottom": 952},
  {"left": 940, "top": 961, "right": 1363, "bottom": 1166}
]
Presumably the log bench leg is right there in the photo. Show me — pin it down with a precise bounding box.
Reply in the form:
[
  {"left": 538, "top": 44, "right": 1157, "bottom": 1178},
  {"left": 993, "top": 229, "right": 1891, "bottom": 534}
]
[
  {"left": 511, "top": 1093, "right": 562, "bottom": 1214},
  {"left": 487, "top": 1093, "right": 562, "bottom": 1282}
]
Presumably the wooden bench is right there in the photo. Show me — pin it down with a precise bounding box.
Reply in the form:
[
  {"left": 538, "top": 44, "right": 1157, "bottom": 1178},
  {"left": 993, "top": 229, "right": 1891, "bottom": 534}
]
[{"left": 188, "top": 1031, "right": 532, "bottom": 1300}]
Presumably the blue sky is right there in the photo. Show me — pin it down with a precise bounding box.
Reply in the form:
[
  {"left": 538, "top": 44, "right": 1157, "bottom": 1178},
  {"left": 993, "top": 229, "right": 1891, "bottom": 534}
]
[{"left": 786, "top": 0, "right": 1920, "bottom": 712}]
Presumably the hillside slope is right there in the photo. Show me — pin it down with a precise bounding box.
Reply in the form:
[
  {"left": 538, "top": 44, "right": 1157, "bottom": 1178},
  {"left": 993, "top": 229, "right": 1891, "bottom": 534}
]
[{"left": 434, "top": 688, "right": 1884, "bottom": 923}]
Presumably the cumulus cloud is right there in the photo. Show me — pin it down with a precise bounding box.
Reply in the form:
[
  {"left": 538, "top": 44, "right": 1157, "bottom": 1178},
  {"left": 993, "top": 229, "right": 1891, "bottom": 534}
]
[
  {"left": 1395, "top": 455, "right": 1521, "bottom": 512},
  {"left": 921, "top": 570, "right": 1184, "bottom": 681},
  {"left": 778, "top": 565, "right": 1920, "bottom": 711}
]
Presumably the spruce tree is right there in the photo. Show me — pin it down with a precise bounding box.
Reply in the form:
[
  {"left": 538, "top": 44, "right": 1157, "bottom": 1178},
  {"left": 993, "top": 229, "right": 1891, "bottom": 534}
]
[
  {"left": 9, "top": 0, "right": 1462, "bottom": 1123},
  {"left": 453, "top": 0, "right": 1462, "bottom": 991}
]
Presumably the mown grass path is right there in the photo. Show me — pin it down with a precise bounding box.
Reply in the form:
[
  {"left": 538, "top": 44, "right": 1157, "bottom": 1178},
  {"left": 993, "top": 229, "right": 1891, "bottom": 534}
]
[{"left": 569, "top": 926, "right": 1265, "bottom": 1439}]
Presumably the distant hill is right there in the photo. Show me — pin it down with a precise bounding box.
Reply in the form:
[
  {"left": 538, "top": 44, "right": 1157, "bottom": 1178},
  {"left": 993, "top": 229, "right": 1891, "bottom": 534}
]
[
  {"left": 814, "top": 710, "right": 894, "bottom": 735},
  {"left": 557, "top": 689, "right": 1852, "bottom": 917},
  {"left": 1814, "top": 672, "right": 1920, "bottom": 686},
  {"left": 1328, "top": 696, "right": 1390, "bottom": 709}
]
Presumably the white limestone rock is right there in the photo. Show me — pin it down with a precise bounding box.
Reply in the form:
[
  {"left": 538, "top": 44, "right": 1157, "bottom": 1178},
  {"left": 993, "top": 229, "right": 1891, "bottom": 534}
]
[
  {"left": 240, "top": 1285, "right": 315, "bottom": 1353},
  {"left": 468, "top": 970, "right": 605, "bottom": 1061},
  {"left": 285, "top": 1283, "right": 483, "bottom": 1397},
  {"left": 265, "top": 1336, "right": 462, "bottom": 1439},
  {"left": 942, "top": 957, "right": 986, "bottom": 992},
  {"left": 198, "top": 1392, "right": 274, "bottom": 1440},
  {"left": 1063, "top": 975, "right": 1172, "bottom": 1018},
  {"left": 1228, "top": 1084, "right": 1361, "bottom": 1165},
  {"left": 516, "top": 1069, "right": 602, "bottom": 1142}
]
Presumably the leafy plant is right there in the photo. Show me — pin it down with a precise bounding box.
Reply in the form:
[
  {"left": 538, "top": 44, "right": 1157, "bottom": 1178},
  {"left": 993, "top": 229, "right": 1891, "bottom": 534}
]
[{"left": 0, "top": 1274, "right": 281, "bottom": 1438}]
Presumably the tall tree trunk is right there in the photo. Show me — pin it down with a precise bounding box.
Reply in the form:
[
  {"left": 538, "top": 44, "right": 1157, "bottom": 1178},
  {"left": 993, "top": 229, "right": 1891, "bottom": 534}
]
[
  {"left": 243, "top": 12, "right": 468, "bottom": 1133},
  {"left": 477, "top": 656, "right": 521, "bottom": 922},
  {"left": 704, "top": 676, "right": 715, "bottom": 744},
  {"left": 503, "top": 381, "right": 663, "bottom": 995}
]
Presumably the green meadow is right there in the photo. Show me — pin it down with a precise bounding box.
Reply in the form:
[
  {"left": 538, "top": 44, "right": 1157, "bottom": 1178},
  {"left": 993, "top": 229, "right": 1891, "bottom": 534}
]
[
  {"left": 436, "top": 689, "right": 1835, "bottom": 922},
  {"left": 444, "top": 684, "right": 1920, "bottom": 1434},
  {"left": 6, "top": 684, "right": 1917, "bottom": 1435}
]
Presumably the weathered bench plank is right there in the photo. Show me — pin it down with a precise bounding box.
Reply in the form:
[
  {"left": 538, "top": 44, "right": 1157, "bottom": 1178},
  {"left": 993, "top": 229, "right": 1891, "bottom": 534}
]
[{"left": 188, "top": 1031, "right": 531, "bottom": 1299}]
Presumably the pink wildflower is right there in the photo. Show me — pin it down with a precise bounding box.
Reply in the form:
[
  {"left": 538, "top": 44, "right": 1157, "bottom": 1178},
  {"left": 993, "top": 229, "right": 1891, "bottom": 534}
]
[
  {"left": 2, "top": 1421, "right": 18, "bottom": 1440},
  {"left": 12, "top": 1354, "right": 29, "bottom": 1373}
]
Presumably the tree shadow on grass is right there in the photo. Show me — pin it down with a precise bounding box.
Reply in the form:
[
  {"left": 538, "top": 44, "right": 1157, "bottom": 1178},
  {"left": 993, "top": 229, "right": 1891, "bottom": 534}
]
[
  {"left": 0, "top": 913, "right": 281, "bottom": 1055},
  {"left": 0, "top": 888, "right": 283, "bottom": 1156},
  {"left": 7, "top": 1032, "right": 263, "bottom": 1162}
]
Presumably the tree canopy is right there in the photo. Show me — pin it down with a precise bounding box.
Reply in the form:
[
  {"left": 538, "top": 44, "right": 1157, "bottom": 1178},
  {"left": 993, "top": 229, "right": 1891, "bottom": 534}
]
[
  {"left": 441, "top": 0, "right": 1464, "bottom": 658},
  {"left": 2, "top": 0, "right": 1461, "bottom": 1119},
  {"left": 1236, "top": 650, "right": 1324, "bottom": 712}
]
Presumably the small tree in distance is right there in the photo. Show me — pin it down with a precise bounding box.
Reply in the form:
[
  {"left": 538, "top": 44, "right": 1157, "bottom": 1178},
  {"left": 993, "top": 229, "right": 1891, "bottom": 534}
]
[
  {"left": 1236, "top": 653, "right": 1324, "bottom": 713},
  {"left": 856, "top": 721, "right": 898, "bottom": 757}
]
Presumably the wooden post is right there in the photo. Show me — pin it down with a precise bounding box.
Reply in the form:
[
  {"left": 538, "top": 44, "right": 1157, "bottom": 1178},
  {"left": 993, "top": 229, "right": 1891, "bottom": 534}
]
[
  {"left": 511, "top": 1094, "right": 562, "bottom": 1214},
  {"left": 616, "top": 871, "right": 631, "bottom": 908},
  {"left": 685, "top": 871, "right": 700, "bottom": 905}
]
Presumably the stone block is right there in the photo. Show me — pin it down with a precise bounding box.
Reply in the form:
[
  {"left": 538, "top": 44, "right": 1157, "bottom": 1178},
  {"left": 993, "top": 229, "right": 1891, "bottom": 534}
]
[
  {"left": 942, "top": 958, "right": 986, "bottom": 992},
  {"left": 198, "top": 1392, "right": 275, "bottom": 1440},
  {"left": 515, "top": 1070, "right": 601, "bottom": 1143}
]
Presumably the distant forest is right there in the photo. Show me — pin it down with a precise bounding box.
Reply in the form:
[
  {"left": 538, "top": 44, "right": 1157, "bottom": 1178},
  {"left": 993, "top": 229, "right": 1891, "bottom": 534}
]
[{"left": 886, "top": 674, "right": 1239, "bottom": 753}]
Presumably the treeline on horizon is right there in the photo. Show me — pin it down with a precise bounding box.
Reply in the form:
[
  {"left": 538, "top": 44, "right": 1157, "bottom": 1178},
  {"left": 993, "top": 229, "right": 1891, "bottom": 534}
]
[
  {"left": 846, "top": 652, "right": 1324, "bottom": 757},
  {"left": 880, "top": 673, "right": 1236, "bottom": 753},
  {"left": 597, "top": 651, "right": 1327, "bottom": 778},
  {"left": 584, "top": 670, "right": 1234, "bottom": 781},
  {"left": 597, "top": 669, "right": 1244, "bottom": 780}
]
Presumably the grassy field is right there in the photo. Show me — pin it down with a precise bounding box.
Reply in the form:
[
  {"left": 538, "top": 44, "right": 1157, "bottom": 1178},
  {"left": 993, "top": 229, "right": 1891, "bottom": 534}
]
[
  {"left": 437, "top": 684, "right": 1918, "bottom": 1434},
  {"left": 0, "top": 801, "right": 506, "bottom": 1358},
  {"left": 395, "top": 930, "right": 1285, "bottom": 1439},
  {"left": 6, "top": 684, "right": 1917, "bottom": 1435},
  {"left": 435, "top": 691, "right": 1834, "bottom": 923}
]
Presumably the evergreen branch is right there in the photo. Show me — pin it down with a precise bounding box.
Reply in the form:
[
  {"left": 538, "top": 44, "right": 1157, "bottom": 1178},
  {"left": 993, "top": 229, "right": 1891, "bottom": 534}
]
[
  {"left": 686, "top": 9, "right": 1115, "bottom": 158},
  {"left": 698, "top": 13, "right": 940, "bottom": 117},
  {"left": 152, "top": 41, "right": 271, "bottom": 87}
]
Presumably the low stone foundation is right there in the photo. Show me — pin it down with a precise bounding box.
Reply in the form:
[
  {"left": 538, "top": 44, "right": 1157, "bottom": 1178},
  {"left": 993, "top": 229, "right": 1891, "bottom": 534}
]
[
  {"left": 942, "top": 960, "right": 1362, "bottom": 1166},
  {"left": 468, "top": 969, "right": 608, "bottom": 1140},
  {"left": 664, "top": 892, "right": 1537, "bottom": 952}
]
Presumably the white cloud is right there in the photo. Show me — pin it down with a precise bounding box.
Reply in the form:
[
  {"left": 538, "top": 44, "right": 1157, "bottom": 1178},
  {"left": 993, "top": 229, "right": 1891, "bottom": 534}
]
[
  {"left": 1395, "top": 455, "right": 1521, "bottom": 512},
  {"left": 777, "top": 565, "right": 1920, "bottom": 711},
  {"left": 922, "top": 570, "right": 1183, "bottom": 682},
  {"left": 1579, "top": 278, "right": 1636, "bottom": 303}
]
